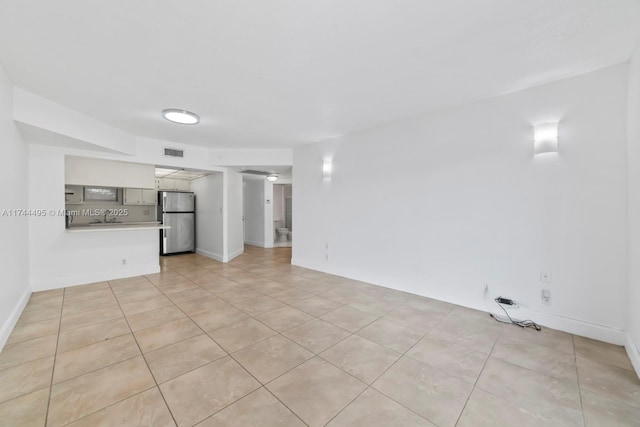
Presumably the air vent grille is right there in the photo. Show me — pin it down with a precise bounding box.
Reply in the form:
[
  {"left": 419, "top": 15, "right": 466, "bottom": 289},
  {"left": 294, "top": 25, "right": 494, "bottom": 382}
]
[{"left": 164, "top": 148, "right": 184, "bottom": 158}]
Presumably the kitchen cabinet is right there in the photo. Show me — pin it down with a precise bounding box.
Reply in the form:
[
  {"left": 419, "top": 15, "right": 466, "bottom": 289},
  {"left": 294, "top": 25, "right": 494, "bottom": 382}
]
[
  {"left": 175, "top": 179, "right": 190, "bottom": 191},
  {"left": 66, "top": 156, "right": 155, "bottom": 189},
  {"left": 156, "top": 178, "right": 190, "bottom": 191},
  {"left": 141, "top": 189, "right": 157, "bottom": 205},
  {"left": 124, "top": 188, "right": 157, "bottom": 205},
  {"left": 65, "top": 185, "right": 83, "bottom": 204}
]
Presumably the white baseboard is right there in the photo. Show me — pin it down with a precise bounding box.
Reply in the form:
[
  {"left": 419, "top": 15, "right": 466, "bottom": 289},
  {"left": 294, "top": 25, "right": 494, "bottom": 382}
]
[
  {"left": 0, "top": 286, "right": 31, "bottom": 351},
  {"left": 196, "top": 248, "right": 223, "bottom": 262},
  {"left": 197, "top": 247, "right": 244, "bottom": 263},
  {"left": 244, "top": 240, "right": 266, "bottom": 248},
  {"left": 626, "top": 334, "right": 640, "bottom": 379},
  {"left": 290, "top": 256, "right": 627, "bottom": 346},
  {"left": 490, "top": 305, "right": 625, "bottom": 345},
  {"left": 30, "top": 263, "right": 160, "bottom": 292},
  {"left": 226, "top": 247, "right": 244, "bottom": 262},
  {"left": 291, "top": 256, "right": 326, "bottom": 272}
]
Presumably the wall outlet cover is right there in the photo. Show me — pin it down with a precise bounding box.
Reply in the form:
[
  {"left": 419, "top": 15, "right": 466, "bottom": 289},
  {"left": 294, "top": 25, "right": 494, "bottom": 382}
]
[
  {"left": 540, "top": 271, "right": 552, "bottom": 283},
  {"left": 541, "top": 289, "right": 551, "bottom": 305}
]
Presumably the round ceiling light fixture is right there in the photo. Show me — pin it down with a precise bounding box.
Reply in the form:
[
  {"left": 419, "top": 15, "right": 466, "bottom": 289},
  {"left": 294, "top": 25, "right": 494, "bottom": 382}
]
[
  {"left": 266, "top": 174, "right": 279, "bottom": 182},
  {"left": 162, "top": 109, "right": 200, "bottom": 125}
]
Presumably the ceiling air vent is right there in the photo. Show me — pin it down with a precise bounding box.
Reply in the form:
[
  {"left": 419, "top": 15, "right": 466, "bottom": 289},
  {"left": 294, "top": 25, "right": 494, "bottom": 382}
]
[{"left": 164, "top": 148, "right": 184, "bottom": 158}]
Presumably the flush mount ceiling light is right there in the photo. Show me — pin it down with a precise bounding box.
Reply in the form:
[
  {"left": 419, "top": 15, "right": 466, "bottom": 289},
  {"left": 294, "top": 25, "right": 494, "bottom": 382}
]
[
  {"left": 533, "top": 122, "right": 559, "bottom": 155},
  {"left": 162, "top": 109, "right": 200, "bottom": 125},
  {"left": 266, "top": 174, "right": 279, "bottom": 182}
]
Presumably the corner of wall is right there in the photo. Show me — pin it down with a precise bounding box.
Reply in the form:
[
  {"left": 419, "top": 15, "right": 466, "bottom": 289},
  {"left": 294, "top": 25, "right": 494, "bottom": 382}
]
[
  {"left": 0, "top": 63, "right": 31, "bottom": 351},
  {"left": 626, "top": 40, "right": 640, "bottom": 380},
  {"left": 226, "top": 247, "right": 244, "bottom": 262},
  {"left": 626, "top": 334, "right": 640, "bottom": 378},
  {"left": 196, "top": 248, "right": 224, "bottom": 262},
  {"left": 0, "top": 286, "right": 31, "bottom": 351}
]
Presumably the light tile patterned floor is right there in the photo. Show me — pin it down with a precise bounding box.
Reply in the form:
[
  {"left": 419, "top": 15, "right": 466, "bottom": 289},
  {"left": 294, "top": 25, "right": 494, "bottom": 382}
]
[{"left": 1, "top": 246, "right": 639, "bottom": 426}]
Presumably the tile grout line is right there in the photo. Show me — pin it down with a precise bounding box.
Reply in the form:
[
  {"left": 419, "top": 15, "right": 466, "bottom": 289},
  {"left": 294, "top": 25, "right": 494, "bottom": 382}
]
[
  {"left": 573, "top": 334, "right": 587, "bottom": 427},
  {"left": 158, "top": 261, "right": 297, "bottom": 426},
  {"left": 452, "top": 318, "right": 505, "bottom": 427},
  {"left": 169, "top": 256, "right": 394, "bottom": 426},
  {"left": 146, "top": 263, "right": 284, "bottom": 425},
  {"left": 329, "top": 306, "right": 456, "bottom": 426},
  {"left": 187, "top": 250, "right": 495, "bottom": 427},
  {"left": 4, "top": 317, "right": 63, "bottom": 347},
  {"left": 243, "top": 254, "right": 468, "bottom": 424},
  {"left": 43, "top": 287, "right": 65, "bottom": 427},
  {"left": 107, "top": 275, "right": 180, "bottom": 427},
  {"left": 190, "top": 256, "right": 422, "bottom": 424},
  {"left": 312, "top": 305, "right": 449, "bottom": 426}
]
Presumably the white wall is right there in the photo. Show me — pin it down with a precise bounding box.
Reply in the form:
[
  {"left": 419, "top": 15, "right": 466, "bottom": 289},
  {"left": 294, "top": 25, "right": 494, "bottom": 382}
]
[
  {"left": 293, "top": 64, "right": 629, "bottom": 344},
  {"left": 28, "top": 144, "right": 161, "bottom": 291},
  {"left": 626, "top": 44, "right": 640, "bottom": 374},
  {"left": 192, "top": 173, "right": 224, "bottom": 261},
  {"left": 243, "top": 177, "right": 265, "bottom": 247},
  {"left": 0, "top": 65, "right": 30, "bottom": 349}
]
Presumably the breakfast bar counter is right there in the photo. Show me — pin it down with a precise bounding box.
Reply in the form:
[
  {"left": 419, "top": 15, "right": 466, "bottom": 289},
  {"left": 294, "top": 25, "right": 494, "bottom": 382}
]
[{"left": 66, "top": 221, "right": 170, "bottom": 233}]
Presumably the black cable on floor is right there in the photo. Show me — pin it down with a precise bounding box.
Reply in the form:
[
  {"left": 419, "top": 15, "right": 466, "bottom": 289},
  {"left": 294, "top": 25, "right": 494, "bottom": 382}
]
[{"left": 490, "top": 297, "right": 541, "bottom": 331}]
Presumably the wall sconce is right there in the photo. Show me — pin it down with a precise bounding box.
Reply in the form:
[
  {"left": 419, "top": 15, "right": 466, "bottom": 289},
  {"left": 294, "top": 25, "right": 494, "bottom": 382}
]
[
  {"left": 323, "top": 159, "right": 332, "bottom": 178},
  {"left": 533, "top": 122, "right": 559, "bottom": 155},
  {"left": 266, "top": 174, "right": 278, "bottom": 182}
]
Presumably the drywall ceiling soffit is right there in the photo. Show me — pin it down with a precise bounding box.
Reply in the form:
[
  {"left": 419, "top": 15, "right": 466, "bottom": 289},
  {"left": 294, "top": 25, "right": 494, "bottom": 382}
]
[
  {"left": 1, "top": 1, "right": 639, "bottom": 149},
  {"left": 16, "top": 123, "right": 125, "bottom": 154},
  {"left": 12, "top": 87, "right": 137, "bottom": 155}
]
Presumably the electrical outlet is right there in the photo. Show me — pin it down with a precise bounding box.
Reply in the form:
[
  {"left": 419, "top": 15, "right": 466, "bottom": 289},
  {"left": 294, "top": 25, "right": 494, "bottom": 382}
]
[
  {"left": 540, "top": 271, "right": 552, "bottom": 283},
  {"left": 143, "top": 209, "right": 150, "bottom": 215},
  {"left": 325, "top": 243, "right": 329, "bottom": 261},
  {"left": 541, "top": 289, "right": 551, "bottom": 305},
  {"left": 122, "top": 259, "right": 127, "bottom": 265}
]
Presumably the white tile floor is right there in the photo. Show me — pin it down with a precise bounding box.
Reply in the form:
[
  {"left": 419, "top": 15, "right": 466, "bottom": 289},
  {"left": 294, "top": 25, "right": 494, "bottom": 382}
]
[{"left": 0, "top": 246, "right": 639, "bottom": 426}]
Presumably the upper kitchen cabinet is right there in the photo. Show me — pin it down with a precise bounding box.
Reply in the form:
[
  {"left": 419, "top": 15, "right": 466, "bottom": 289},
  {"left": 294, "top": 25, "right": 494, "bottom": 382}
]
[
  {"left": 156, "top": 178, "right": 190, "bottom": 191},
  {"left": 65, "top": 185, "right": 83, "bottom": 204},
  {"left": 65, "top": 156, "right": 155, "bottom": 189},
  {"left": 123, "top": 188, "right": 157, "bottom": 205}
]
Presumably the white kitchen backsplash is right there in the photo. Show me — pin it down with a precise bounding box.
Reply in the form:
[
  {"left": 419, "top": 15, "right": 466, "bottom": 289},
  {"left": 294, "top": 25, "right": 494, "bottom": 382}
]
[{"left": 66, "top": 202, "right": 156, "bottom": 225}]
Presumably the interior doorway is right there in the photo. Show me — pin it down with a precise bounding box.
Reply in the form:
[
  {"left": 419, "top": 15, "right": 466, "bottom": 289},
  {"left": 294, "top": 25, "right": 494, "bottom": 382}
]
[{"left": 273, "top": 184, "right": 292, "bottom": 247}]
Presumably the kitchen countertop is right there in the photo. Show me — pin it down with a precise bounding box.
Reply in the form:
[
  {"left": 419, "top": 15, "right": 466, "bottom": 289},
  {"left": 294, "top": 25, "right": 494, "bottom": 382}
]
[{"left": 66, "top": 222, "right": 171, "bottom": 233}]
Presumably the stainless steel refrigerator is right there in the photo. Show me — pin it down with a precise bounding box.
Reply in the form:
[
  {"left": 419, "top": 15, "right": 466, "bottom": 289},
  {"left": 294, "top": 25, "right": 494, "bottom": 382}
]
[{"left": 159, "top": 191, "right": 195, "bottom": 255}]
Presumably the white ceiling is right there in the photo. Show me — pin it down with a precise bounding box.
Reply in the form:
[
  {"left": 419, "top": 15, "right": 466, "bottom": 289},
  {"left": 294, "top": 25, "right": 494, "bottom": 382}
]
[{"left": 1, "top": 0, "right": 639, "bottom": 149}]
